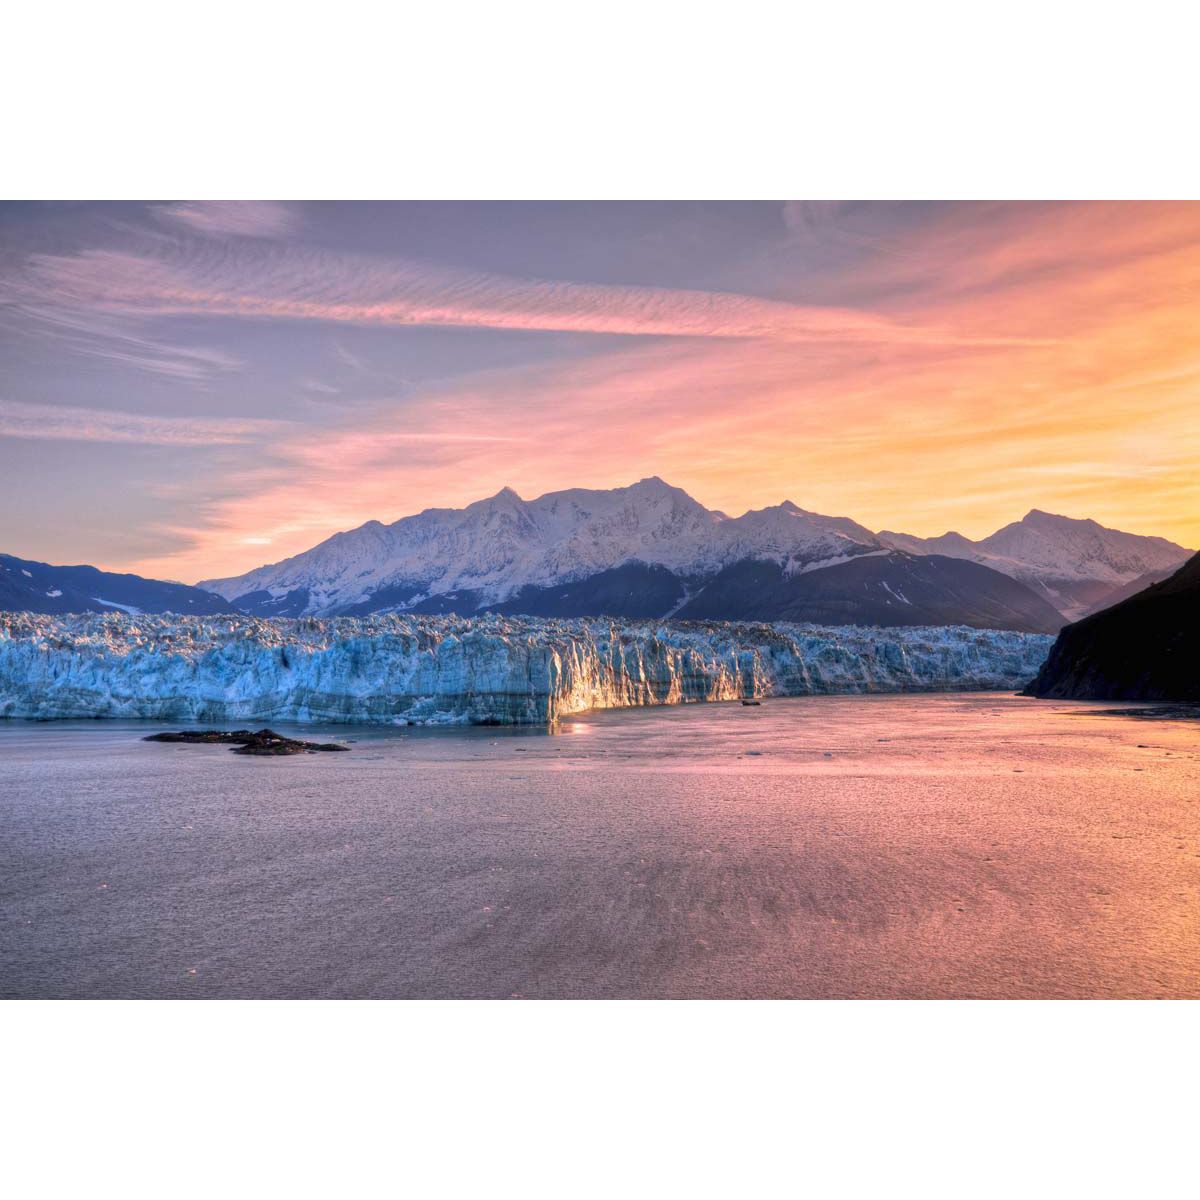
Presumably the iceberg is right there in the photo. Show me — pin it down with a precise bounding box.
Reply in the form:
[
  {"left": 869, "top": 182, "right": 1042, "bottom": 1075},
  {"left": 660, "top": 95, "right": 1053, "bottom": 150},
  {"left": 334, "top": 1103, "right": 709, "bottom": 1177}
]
[{"left": 0, "top": 612, "right": 1054, "bottom": 725}]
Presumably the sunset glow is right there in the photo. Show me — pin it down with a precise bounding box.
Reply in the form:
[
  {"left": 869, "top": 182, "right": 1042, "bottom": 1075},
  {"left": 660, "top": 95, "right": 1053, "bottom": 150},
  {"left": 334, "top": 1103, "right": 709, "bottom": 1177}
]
[{"left": 2, "top": 200, "right": 1197, "bottom": 581}]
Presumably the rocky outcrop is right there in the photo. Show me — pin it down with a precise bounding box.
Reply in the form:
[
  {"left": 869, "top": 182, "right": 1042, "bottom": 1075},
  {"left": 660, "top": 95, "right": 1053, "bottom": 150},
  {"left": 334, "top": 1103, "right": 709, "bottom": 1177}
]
[
  {"left": 144, "top": 728, "right": 349, "bottom": 754},
  {"left": 1024, "top": 552, "right": 1200, "bottom": 700}
]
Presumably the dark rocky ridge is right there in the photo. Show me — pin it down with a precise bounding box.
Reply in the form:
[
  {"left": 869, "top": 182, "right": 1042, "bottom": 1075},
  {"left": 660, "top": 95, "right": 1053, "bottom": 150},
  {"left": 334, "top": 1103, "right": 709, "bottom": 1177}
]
[
  {"left": 327, "top": 554, "right": 1064, "bottom": 633},
  {"left": 675, "top": 552, "right": 1065, "bottom": 634},
  {"left": 1024, "top": 552, "right": 1200, "bottom": 700},
  {"left": 0, "top": 554, "right": 237, "bottom": 616}
]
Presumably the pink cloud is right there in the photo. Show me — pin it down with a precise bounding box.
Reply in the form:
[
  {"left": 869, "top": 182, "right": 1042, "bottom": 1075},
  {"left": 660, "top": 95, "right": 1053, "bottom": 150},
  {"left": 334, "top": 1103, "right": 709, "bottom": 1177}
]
[
  {"left": 19, "top": 242, "right": 1033, "bottom": 347},
  {"left": 155, "top": 201, "right": 299, "bottom": 239}
]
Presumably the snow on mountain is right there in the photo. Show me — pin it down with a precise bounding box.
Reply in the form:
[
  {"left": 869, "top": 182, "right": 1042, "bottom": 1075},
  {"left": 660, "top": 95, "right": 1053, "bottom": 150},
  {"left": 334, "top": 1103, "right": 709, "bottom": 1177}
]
[
  {"left": 201, "top": 478, "right": 885, "bottom": 616},
  {"left": 198, "top": 481, "right": 1191, "bottom": 629},
  {"left": 0, "top": 611, "right": 1055, "bottom": 725},
  {"left": 879, "top": 510, "right": 1193, "bottom": 620},
  {"left": 0, "top": 553, "right": 237, "bottom": 616}
]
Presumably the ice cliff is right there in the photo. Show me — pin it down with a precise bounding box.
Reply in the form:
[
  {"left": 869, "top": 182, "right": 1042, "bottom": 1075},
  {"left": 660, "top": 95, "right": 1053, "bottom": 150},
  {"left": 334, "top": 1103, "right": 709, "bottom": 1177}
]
[{"left": 0, "top": 612, "right": 1054, "bottom": 725}]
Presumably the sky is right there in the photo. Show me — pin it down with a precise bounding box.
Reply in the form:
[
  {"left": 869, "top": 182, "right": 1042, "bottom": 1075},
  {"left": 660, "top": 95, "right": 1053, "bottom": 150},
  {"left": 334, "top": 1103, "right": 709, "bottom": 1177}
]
[{"left": 1, "top": 200, "right": 1198, "bottom": 584}]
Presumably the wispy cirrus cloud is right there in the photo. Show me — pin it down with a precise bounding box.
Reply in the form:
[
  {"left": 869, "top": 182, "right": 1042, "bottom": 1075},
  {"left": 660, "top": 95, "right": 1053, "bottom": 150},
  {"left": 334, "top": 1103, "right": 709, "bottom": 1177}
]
[
  {"left": 0, "top": 398, "right": 282, "bottom": 446},
  {"left": 0, "top": 206, "right": 1042, "bottom": 400},
  {"left": 14, "top": 240, "right": 1035, "bottom": 347},
  {"left": 7, "top": 301, "right": 242, "bottom": 382},
  {"left": 155, "top": 200, "right": 299, "bottom": 239},
  {"left": 2, "top": 202, "right": 289, "bottom": 383},
  {"left": 2, "top": 268, "right": 243, "bottom": 383}
]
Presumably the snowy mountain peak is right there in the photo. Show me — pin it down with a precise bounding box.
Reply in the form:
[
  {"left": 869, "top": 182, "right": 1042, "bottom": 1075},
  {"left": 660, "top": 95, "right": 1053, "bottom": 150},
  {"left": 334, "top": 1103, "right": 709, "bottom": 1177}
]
[
  {"left": 884, "top": 510, "right": 1193, "bottom": 620},
  {"left": 201, "top": 478, "right": 883, "bottom": 614},
  {"left": 488, "top": 485, "right": 523, "bottom": 502},
  {"left": 1020, "top": 508, "right": 1094, "bottom": 528},
  {"left": 197, "top": 480, "right": 1192, "bottom": 627}
]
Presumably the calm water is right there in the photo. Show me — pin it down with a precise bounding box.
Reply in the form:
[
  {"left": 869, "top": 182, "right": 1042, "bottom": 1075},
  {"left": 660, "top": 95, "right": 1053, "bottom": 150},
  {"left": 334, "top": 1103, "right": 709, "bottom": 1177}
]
[{"left": 2, "top": 694, "right": 1198, "bottom": 999}]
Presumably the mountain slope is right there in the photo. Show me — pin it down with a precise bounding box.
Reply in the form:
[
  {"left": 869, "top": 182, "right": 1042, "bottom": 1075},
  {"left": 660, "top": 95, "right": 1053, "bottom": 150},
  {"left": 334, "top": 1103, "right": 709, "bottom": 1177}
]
[
  {"left": 0, "top": 554, "right": 237, "bottom": 616},
  {"left": 1024, "top": 552, "right": 1200, "bottom": 700},
  {"left": 201, "top": 478, "right": 886, "bottom": 617},
  {"left": 880, "top": 510, "right": 1192, "bottom": 620},
  {"left": 1077, "top": 566, "right": 1180, "bottom": 618},
  {"left": 675, "top": 552, "right": 1065, "bottom": 633},
  {"left": 198, "top": 478, "right": 1188, "bottom": 634}
]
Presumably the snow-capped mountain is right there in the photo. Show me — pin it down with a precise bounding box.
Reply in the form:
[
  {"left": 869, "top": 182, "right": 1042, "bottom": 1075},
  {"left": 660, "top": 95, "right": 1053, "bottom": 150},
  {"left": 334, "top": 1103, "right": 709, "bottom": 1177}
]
[
  {"left": 201, "top": 477, "right": 887, "bottom": 618},
  {"left": 878, "top": 510, "right": 1193, "bottom": 620},
  {"left": 198, "top": 480, "right": 1192, "bottom": 633}
]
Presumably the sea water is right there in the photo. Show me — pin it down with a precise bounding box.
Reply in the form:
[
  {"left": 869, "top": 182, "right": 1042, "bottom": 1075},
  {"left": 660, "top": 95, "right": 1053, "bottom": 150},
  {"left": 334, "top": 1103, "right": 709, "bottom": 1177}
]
[{"left": 2, "top": 694, "right": 1197, "bottom": 998}]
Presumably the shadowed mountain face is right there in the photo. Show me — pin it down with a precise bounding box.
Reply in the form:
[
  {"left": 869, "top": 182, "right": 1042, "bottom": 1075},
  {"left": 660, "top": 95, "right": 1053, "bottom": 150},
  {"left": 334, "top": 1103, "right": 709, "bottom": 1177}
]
[
  {"left": 482, "top": 563, "right": 691, "bottom": 620},
  {"left": 0, "top": 554, "right": 236, "bottom": 616},
  {"left": 367, "top": 555, "right": 1061, "bottom": 632},
  {"left": 674, "top": 552, "right": 1066, "bottom": 634},
  {"left": 1024, "top": 552, "right": 1200, "bottom": 700},
  {"left": 1077, "top": 566, "right": 1180, "bottom": 618}
]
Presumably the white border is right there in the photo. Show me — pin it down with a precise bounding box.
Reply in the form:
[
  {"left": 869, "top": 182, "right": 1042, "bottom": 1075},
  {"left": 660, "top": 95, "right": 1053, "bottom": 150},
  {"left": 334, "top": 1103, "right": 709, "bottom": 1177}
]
[
  {"left": 5, "top": 1, "right": 1200, "bottom": 199},
  {"left": 4, "top": 1000, "right": 1197, "bottom": 1198}
]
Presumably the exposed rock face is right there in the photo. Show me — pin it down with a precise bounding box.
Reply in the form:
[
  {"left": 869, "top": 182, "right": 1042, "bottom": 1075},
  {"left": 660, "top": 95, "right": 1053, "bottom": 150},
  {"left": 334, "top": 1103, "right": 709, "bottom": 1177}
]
[
  {"left": 0, "top": 612, "right": 1054, "bottom": 726},
  {"left": 1076, "top": 567, "right": 1179, "bottom": 618},
  {"left": 1024, "top": 552, "right": 1200, "bottom": 700}
]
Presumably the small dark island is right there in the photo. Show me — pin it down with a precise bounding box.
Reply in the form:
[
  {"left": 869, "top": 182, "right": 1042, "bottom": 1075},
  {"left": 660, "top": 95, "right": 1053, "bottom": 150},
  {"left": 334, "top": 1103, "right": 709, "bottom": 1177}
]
[{"left": 144, "top": 728, "right": 350, "bottom": 755}]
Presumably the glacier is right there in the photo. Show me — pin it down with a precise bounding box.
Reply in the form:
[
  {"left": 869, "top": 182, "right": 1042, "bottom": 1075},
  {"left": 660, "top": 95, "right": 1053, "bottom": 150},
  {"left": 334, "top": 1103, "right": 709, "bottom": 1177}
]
[{"left": 0, "top": 612, "right": 1054, "bottom": 726}]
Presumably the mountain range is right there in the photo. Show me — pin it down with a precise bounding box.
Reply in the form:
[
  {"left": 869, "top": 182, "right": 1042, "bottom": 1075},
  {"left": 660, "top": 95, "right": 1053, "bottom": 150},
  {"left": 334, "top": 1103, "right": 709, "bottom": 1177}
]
[
  {"left": 879, "top": 511, "right": 1189, "bottom": 620},
  {"left": 2, "top": 480, "right": 1190, "bottom": 633},
  {"left": 193, "top": 478, "right": 1191, "bottom": 634}
]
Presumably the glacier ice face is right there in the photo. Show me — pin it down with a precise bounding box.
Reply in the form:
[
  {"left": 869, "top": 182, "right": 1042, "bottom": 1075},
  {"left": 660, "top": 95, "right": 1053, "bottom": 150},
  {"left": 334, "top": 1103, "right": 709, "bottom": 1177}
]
[{"left": 0, "top": 611, "right": 1054, "bottom": 726}]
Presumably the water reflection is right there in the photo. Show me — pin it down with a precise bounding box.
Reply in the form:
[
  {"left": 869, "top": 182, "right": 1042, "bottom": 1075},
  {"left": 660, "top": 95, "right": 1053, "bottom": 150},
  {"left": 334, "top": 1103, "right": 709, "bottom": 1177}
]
[{"left": 1, "top": 693, "right": 1197, "bottom": 998}]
